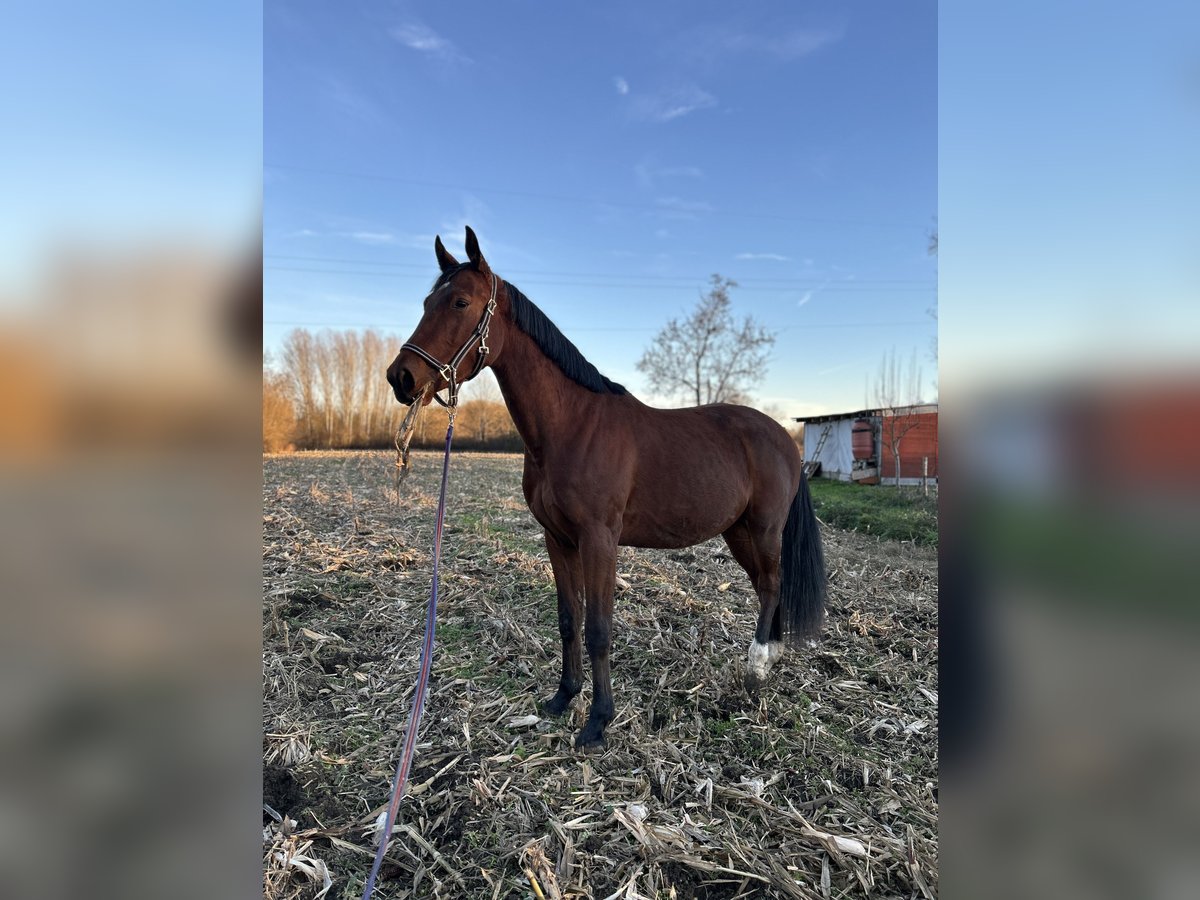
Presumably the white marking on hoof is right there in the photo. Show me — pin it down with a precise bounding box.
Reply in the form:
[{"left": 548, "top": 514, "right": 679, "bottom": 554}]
[
  {"left": 767, "top": 641, "right": 785, "bottom": 666},
  {"left": 747, "top": 640, "right": 771, "bottom": 682}
]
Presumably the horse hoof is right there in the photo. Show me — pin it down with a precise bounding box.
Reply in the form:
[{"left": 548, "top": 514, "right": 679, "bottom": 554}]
[
  {"left": 744, "top": 672, "right": 764, "bottom": 696},
  {"left": 574, "top": 729, "right": 606, "bottom": 752},
  {"left": 540, "top": 693, "right": 573, "bottom": 717}
]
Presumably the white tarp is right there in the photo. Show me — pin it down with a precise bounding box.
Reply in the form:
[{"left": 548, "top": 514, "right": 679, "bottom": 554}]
[{"left": 805, "top": 417, "right": 856, "bottom": 481}]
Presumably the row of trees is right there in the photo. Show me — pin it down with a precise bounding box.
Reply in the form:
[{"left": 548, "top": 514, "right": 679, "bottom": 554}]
[{"left": 263, "top": 329, "right": 519, "bottom": 452}]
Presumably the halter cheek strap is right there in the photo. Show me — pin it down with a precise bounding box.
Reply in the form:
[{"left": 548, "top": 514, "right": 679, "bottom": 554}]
[{"left": 401, "top": 272, "right": 498, "bottom": 409}]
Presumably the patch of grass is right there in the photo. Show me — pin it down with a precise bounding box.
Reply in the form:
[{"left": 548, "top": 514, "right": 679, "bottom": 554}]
[
  {"left": 452, "top": 658, "right": 485, "bottom": 679},
  {"left": 436, "top": 622, "right": 472, "bottom": 647},
  {"left": 706, "top": 718, "right": 737, "bottom": 739},
  {"left": 808, "top": 479, "right": 938, "bottom": 546},
  {"left": 453, "top": 509, "right": 543, "bottom": 555},
  {"left": 332, "top": 574, "right": 375, "bottom": 597}
]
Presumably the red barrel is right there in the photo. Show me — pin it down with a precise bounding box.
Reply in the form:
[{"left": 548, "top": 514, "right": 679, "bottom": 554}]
[{"left": 851, "top": 419, "right": 875, "bottom": 460}]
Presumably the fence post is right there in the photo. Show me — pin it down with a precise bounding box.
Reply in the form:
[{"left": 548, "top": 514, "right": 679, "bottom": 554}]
[{"left": 922, "top": 456, "right": 929, "bottom": 496}]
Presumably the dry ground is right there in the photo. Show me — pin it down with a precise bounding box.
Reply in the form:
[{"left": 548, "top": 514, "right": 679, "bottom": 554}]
[{"left": 263, "top": 451, "right": 937, "bottom": 900}]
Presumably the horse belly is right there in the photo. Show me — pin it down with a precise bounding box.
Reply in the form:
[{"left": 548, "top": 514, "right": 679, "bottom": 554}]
[{"left": 619, "top": 477, "right": 746, "bottom": 549}]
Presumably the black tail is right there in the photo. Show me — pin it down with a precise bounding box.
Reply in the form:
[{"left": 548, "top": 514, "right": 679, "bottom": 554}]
[{"left": 779, "top": 473, "right": 827, "bottom": 641}]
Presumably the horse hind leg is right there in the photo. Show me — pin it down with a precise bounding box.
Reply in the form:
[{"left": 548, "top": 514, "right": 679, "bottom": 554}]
[{"left": 722, "top": 518, "right": 784, "bottom": 694}]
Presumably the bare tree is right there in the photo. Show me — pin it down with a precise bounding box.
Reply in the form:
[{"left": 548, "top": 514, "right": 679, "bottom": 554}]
[
  {"left": 873, "top": 347, "right": 925, "bottom": 488},
  {"left": 312, "top": 331, "right": 337, "bottom": 446},
  {"left": 360, "top": 329, "right": 383, "bottom": 445},
  {"left": 330, "top": 331, "right": 360, "bottom": 445},
  {"left": 461, "top": 372, "right": 512, "bottom": 443},
  {"left": 262, "top": 354, "right": 296, "bottom": 452},
  {"left": 636, "top": 275, "right": 776, "bottom": 406},
  {"left": 376, "top": 331, "right": 410, "bottom": 446},
  {"left": 758, "top": 401, "right": 788, "bottom": 425},
  {"left": 280, "top": 329, "right": 318, "bottom": 446}
]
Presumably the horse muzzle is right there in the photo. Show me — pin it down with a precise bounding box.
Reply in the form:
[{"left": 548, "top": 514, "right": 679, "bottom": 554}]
[{"left": 386, "top": 361, "right": 419, "bottom": 405}]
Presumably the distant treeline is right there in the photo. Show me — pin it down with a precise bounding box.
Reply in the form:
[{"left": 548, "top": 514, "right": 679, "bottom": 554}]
[{"left": 264, "top": 328, "right": 520, "bottom": 452}]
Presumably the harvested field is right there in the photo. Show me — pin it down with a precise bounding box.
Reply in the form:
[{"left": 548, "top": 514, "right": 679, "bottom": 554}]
[{"left": 263, "top": 450, "right": 938, "bottom": 899}]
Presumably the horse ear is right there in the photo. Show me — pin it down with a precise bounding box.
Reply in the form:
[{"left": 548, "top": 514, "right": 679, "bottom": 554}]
[
  {"left": 434, "top": 235, "right": 459, "bottom": 273},
  {"left": 464, "top": 226, "right": 490, "bottom": 274}
]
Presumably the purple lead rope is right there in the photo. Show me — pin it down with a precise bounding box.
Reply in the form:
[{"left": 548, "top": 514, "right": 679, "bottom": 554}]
[{"left": 361, "top": 420, "right": 455, "bottom": 900}]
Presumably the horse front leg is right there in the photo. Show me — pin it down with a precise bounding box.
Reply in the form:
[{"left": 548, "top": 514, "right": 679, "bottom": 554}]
[
  {"left": 541, "top": 532, "right": 583, "bottom": 716},
  {"left": 576, "top": 527, "right": 619, "bottom": 751}
]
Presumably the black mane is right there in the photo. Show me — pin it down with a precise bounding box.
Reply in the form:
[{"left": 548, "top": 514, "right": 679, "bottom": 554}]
[{"left": 504, "top": 281, "right": 627, "bottom": 395}]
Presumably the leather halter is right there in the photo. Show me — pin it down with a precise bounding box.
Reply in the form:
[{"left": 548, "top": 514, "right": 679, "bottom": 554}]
[{"left": 400, "top": 271, "right": 498, "bottom": 409}]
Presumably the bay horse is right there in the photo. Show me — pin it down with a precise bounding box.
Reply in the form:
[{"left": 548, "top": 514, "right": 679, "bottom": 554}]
[{"left": 387, "top": 227, "right": 826, "bottom": 750}]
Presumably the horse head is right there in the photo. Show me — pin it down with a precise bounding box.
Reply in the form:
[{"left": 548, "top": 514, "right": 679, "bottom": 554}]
[{"left": 387, "top": 226, "right": 509, "bottom": 405}]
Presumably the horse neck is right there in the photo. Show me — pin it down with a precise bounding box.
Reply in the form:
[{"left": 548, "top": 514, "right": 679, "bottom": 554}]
[{"left": 489, "top": 323, "right": 592, "bottom": 456}]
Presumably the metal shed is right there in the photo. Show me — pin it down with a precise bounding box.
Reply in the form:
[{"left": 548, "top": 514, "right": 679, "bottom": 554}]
[{"left": 795, "top": 404, "right": 938, "bottom": 486}]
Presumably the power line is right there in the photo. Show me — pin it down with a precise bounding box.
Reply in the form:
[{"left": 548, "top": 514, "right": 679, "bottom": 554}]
[
  {"left": 264, "top": 265, "right": 935, "bottom": 292},
  {"left": 265, "top": 162, "right": 926, "bottom": 230},
  {"left": 263, "top": 253, "right": 936, "bottom": 286}
]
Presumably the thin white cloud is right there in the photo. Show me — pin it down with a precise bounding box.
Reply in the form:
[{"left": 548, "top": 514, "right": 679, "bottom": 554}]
[
  {"left": 632, "top": 84, "right": 717, "bottom": 122},
  {"left": 342, "top": 231, "right": 398, "bottom": 246},
  {"left": 614, "top": 76, "right": 629, "bottom": 95},
  {"left": 390, "top": 23, "right": 472, "bottom": 63},
  {"left": 680, "top": 25, "right": 844, "bottom": 63},
  {"left": 307, "top": 222, "right": 439, "bottom": 251},
  {"left": 736, "top": 252, "right": 790, "bottom": 261},
  {"left": 655, "top": 196, "right": 713, "bottom": 214},
  {"left": 797, "top": 276, "right": 833, "bottom": 307},
  {"left": 758, "top": 28, "right": 842, "bottom": 60}
]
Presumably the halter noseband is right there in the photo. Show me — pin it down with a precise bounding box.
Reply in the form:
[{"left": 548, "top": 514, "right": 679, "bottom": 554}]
[{"left": 400, "top": 271, "right": 499, "bottom": 409}]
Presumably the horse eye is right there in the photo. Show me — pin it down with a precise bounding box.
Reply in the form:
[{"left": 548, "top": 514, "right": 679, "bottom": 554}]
[{"left": 453, "top": 298, "right": 469, "bottom": 309}]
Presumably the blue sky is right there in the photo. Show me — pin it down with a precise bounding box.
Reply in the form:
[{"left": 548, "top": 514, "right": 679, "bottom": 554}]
[{"left": 265, "top": 1, "right": 937, "bottom": 416}]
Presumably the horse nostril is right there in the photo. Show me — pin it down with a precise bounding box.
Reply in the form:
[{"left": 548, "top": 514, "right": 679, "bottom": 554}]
[
  {"left": 386, "top": 367, "right": 397, "bottom": 388},
  {"left": 400, "top": 368, "right": 415, "bottom": 398}
]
